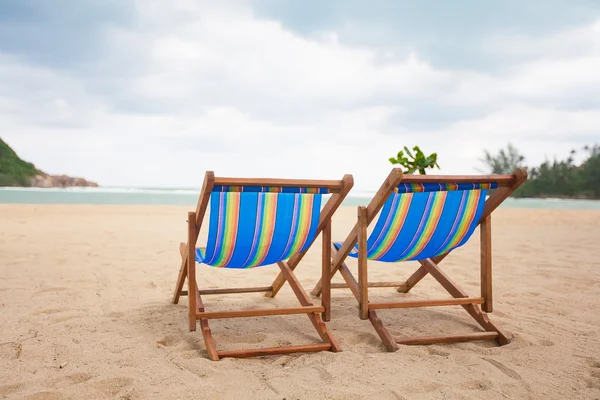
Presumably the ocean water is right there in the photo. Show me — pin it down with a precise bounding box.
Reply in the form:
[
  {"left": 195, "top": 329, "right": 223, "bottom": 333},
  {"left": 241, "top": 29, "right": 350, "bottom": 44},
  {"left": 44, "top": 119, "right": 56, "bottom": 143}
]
[{"left": 1, "top": 187, "right": 600, "bottom": 209}]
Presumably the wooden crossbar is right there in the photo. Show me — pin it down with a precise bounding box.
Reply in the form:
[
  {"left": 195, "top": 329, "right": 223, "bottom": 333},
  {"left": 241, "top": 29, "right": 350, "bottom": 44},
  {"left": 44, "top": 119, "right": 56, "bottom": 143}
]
[
  {"left": 200, "top": 287, "right": 272, "bottom": 295},
  {"left": 180, "top": 286, "right": 273, "bottom": 296},
  {"left": 196, "top": 306, "right": 324, "bottom": 319},
  {"left": 369, "top": 297, "right": 484, "bottom": 309},
  {"left": 395, "top": 332, "right": 499, "bottom": 345},
  {"left": 214, "top": 177, "right": 344, "bottom": 192},
  {"left": 331, "top": 282, "right": 408, "bottom": 290},
  {"left": 217, "top": 343, "right": 331, "bottom": 359},
  {"left": 399, "top": 174, "right": 516, "bottom": 185}
]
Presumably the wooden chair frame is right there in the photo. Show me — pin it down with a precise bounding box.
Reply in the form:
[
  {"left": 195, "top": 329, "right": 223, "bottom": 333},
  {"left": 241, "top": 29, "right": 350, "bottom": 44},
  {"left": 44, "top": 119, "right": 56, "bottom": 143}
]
[
  {"left": 311, "top": 168, "right": 528, "bottom": 351},
  {"left": 172, "top": 171, "right": 354, "bottom": 360}
]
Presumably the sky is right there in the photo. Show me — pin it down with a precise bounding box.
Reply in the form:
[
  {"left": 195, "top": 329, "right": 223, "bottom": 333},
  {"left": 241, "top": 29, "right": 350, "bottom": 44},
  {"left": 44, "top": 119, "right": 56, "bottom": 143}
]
[{"left": 1, "top": 0, "right": 600, "bottom": 190}]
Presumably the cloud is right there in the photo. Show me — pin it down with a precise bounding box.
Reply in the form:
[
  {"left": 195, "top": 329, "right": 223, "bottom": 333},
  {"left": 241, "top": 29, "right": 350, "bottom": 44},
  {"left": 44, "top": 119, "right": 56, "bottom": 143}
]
[
  {"left": 1, "top": 0, "right": 599, "bottom": 190},
  {"left": 249, "top": 0, "right": 600, "bottom": 69}
]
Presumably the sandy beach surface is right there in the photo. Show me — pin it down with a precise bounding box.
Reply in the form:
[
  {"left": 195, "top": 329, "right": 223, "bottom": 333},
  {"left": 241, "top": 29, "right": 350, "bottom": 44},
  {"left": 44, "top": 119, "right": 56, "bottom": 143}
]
[{"left": 1, "top": 204, "right": 599, "bottom": 400}]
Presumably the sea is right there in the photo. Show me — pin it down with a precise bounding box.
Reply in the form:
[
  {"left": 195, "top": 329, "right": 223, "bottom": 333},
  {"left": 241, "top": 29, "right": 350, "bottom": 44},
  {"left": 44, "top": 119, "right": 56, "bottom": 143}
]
[{"left": 1, "top": 187, "right": 600, "bottom": 209}]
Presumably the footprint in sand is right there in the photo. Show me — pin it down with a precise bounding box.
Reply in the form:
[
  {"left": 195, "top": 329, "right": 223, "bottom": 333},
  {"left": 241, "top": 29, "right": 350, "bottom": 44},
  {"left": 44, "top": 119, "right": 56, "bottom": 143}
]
[
  {"left": 37, "top": 287, "right": 69, "bottom": 294},
  {"left": 427, "top": 347, "right": 450, "bottom": 357},
  {"left": 179, "top": 349, "right": 205, "bottom": 359},
  {"left": 401, "top": 381, "right": 444, "bottom": 394},
  {"left": 0, "top": 342, "right": 23, "bottom": 360},
  {"left": 538, "top": 339, "right": 554, "bottom": 347},
  {"left": 158, "top": 333, "right": 211, "bottom": 359},
  {"left": 585, "top": 359, "right": 600, "bottom": 389},
  {"left": 0, "top": 382, "right": 25, "bottom": 397},
  {"left": 458, "top": 379, "right": 493, "bottom": 391},
  {"left": 66, "top": 373, "right": 93, "bottom": 385},
  {"left": 156, "top": 334, "right": 181, "bottom": 347},
  {"left": 347, "top": 332, "right": 382, "bottom": 348},
  {"left": 48, "top": 373, "right": 93, "bottom": 389},
  {"left": 588, "top": 359, "right": 600, "bottom": 369},
  {"left": 295, "top": 365, "right": 334, "bottom": 383},
  {"left": 52, "top": 315, "right": 84, "bottom": 324},
  {"left": 29, "top": 308, "right": 84, "bottom": 324},
  {"left": 93, "top": 377, "right": 134, "bottom": 397},
  {"left": 107, "top": 311, "right": 125, "bottom": 319},
  {"left": 483, "top": 358, "right": 523, "bottom": 380},
  {"left": 33, "top": 308, "right": 67, "bottom": 315},
  {"left": 24, "top": 392, "right": 69, "bottom": 400}
]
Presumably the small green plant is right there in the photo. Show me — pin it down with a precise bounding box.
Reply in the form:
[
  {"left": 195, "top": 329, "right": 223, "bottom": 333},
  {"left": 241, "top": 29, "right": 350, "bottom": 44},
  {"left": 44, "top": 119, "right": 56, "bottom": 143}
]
[{"left": 389, "top": 146, "right": 440, "bottom": 175}]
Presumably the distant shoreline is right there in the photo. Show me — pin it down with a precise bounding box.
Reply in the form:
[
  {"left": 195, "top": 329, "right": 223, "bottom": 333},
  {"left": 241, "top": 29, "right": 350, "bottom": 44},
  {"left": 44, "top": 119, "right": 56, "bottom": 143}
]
[
  {"left": 2, "top": 185, "right": 599, "bottom": 201},
  {"left": 1, "top": 186, "right": 600, "bottom": 209}
]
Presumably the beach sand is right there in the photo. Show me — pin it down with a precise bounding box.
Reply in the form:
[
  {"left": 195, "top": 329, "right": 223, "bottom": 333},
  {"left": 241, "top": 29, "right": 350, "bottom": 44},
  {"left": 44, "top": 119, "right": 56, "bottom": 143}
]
[{"left": 1, "top": 204, "right": 599, "bottom": 399}]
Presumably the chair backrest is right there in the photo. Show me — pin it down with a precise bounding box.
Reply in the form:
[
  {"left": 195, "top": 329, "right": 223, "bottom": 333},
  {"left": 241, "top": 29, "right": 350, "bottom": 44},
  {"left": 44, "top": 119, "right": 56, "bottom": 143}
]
[
  {"left": 198, "top": 185, "right": 330, "bottom": 269},
  {"left": 365, "top": 181, "right": 498, "bottom": 262}
]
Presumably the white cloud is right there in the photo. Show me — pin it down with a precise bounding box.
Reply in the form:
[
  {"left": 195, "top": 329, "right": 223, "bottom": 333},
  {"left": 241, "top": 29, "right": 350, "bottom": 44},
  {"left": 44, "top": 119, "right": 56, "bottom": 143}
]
[
  {"left": 504, "top": 56, "right": 600, "bottom": 100},
  {"left": 1, "top": 1, "right": 600, "bottom": 190},
  {"left": 440, "top": 104, "right": 600, "bottom": 168},
  {"left": 485, "top": 18, "right": 600, "bottom": 61}
]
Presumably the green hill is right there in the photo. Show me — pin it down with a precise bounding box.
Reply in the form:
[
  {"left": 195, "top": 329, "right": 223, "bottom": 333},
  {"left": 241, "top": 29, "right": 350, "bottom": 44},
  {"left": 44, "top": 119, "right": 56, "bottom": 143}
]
[{"left": 0, "top": 138, "right": 41, "bottom": 187}]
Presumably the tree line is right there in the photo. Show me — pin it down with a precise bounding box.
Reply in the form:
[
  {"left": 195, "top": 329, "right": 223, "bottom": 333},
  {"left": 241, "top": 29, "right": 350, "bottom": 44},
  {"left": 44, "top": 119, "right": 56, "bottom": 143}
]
[
  {"left": 479, "top": 143, "right": 600, "bottom": 199},
  {"left": 389, "top": 143, "right": 600, "bottom": 199}
]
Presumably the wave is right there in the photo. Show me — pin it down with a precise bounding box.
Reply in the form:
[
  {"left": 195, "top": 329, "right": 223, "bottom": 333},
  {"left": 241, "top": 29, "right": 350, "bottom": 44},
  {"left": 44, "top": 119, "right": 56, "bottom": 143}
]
[{"left": 0, "top": 186, "right": 381, "bottom": 198}]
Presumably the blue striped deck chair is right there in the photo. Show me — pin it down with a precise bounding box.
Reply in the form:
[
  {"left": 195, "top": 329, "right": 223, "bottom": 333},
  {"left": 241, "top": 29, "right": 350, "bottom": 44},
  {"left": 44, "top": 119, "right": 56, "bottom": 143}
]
[
  {"left": 312, "top": 168, "right": 527, "bottom": 351},
  {"left": 172, "top": 171, "right": 353, "bottom": 360}
]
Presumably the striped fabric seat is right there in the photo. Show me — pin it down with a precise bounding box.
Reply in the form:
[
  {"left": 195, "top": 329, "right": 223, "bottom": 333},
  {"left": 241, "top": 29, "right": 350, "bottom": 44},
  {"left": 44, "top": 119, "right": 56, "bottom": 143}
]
[
  {"left": 335, "top": 182, "right": 497, "bottom": 262},
  {"left": 196, "top": 187, "right": 324, "bottom": 269}
]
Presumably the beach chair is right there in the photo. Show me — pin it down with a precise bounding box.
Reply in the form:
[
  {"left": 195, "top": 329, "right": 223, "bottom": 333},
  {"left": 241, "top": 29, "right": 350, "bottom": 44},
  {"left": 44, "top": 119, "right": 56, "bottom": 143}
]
[
  {"left": 311, "top": 168, "right": 527, "bottom": 351},
  {"left": 172, "top": 171, "right": 353, "bottom": 360}
]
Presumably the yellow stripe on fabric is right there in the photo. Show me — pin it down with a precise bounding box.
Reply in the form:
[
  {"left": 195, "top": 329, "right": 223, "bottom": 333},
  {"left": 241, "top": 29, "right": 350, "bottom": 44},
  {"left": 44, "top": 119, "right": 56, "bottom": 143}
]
[
  {"left": 247, "top": 193, "right": 278, "bottom": 268},
  {"left": 436, "top": 190, "right": 481, "bottom": 255},
  {"left": 212, "top": 192, "right": 241, "bottom": 267},
  {"left": 400, "top": 191, "right": 447, "bottom": 260},
  {"left": 287, "top": 194, "right": 315, "bottom": 255},
  {"left": 369, "top": 194, "right": 413, "bottom": 260}
]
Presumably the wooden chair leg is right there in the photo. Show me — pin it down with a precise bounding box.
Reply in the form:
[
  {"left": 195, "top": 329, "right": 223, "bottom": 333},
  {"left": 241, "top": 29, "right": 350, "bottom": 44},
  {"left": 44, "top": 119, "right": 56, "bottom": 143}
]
[
  {"left": 178, "top": 222, "right": 219, "bottom": 359},
  {"left": 357, "top": 207, "right": 369, "bottom": 320},
  {"left": 195, "top": 287, "right": 219, "bottom": 360},
  {"left": 187, "top": 212, "right": 198, "bottom": 332},
  {"left": 480, "top": 215, "right": 493, "bottom": 313},
  {"left": 277, "top": 261, "right": 341, "bottom": 352},
  {"left": 368, "top": 310, "right": 399, "bottom": 352},
  {"left": 172, "top": 243, "right": 188, "bottom": 304},
  {"left": 321, "top": 221, "right": 332, "bottom": 322},
  {"left": 336, "top": 252, "right": 399, "bottom": 351}
]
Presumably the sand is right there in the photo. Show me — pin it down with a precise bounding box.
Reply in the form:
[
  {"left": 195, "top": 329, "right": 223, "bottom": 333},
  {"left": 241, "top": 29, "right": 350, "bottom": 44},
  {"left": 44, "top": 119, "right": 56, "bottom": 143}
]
[{"left": 1, "top": 204, "right": 599, "bottom": 400}]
